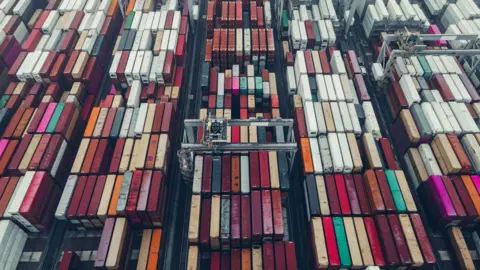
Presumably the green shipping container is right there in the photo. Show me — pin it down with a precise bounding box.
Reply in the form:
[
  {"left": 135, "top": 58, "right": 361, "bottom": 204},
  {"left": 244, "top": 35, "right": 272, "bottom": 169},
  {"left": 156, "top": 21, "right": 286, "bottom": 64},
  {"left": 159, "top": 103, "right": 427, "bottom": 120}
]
[
  {"left": 46, "top": 103, "right": 65, "bottom": 133},
  {"left": 385, "top": 170, "right": 407, "bottom": 212},
  {"left": 312, "top": 95, "right": 318, "bottom": 102},
  {"left": 282, "top": 11, "right": 289, "bottom": 32},
  {"left": 240, "top": 77, "right": 247, "bottom": 94},
  {"left": 0, "top": 95, "right": 9, "bottom": 108},
  {"left": 255, "top": 77, "right": 263, "bottom": 96},
  {"left": 333, "top": 217, "right": 352, "bottom": 268},
  {"left": 124, "top": 11, "right": 135, "bottom": 30},
  {"left": 417, "top": 56, "right": 432, "bottom": 78}
]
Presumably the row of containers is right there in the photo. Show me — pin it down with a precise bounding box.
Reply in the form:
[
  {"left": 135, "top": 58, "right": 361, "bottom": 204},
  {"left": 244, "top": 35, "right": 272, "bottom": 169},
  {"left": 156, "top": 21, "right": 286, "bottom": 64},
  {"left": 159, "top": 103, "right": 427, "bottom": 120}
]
[
  {"left": 185, "top": 0, "right": 300, "bottom": 269},
  {"left": 372, "top": 29, "right": 480, "bottom": 267},
  {"left": 0, "top": 0, "right": 192, "bottom": 268},
  {"left": 283, "top": 4, "right": 441, "bottom": 269},
  {"left": 0, "top": 0, "right": 125, "bottom": 268}
]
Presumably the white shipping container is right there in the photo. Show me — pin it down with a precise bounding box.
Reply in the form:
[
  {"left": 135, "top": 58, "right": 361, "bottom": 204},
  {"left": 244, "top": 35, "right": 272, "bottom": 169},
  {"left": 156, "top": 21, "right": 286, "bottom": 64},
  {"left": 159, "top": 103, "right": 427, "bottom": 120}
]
[
  {"left": 450, "top": 74, "right": 472, "bottom": 103},
  {"left": 316, "top": 75, "right": 329, "bottom": 101},
  {"left": 431, "top": 90, "right": 444, "bottom": 102},
  {"left": 218, "top": 73, "right": 225, "bottom": 96},
  {"left": 399, "top": 75, "right": 421, "bottom": 107},
  {"left": 314, "top": 102, "right": 327, "bottom": 134},
  {"left": 55, "top": 176, "right": 78, "bottom": 220},
  {"left": 400, "top": 0, "right": 416, "bottom": 20},
  {"left": 440, "top": 55, "right": 456, "bottom": 74},
  {"left": 410, "top": 56, "right": 424, "bottom": 76},
  {"left": 449, "top": 102, "right": 479, "bottom": 133},
  {"left": 312, "top": 5, "right": 321, "bottom": 21},
  {"left": 337, "top": 133, "right": 353, "bottom": 173},
  {"left": 127, "top": 81, "right": 142, "bottom": 108},
  {"left": 340, "top": 75, "right": 356, "bottom": 102},
  {"left": 418, "top": 144, "right": 442, "bottom": 177},
  {"left": 299, "top": 74, "right": 312, "bottom": 102},
  {"left": 375, "top": 0, "right": 389, "bottom": 21},
  {"left": 135, "top": 103, "right": 148, "bottom": 137},
  {"left": 328, "top": 133, "right": 344, "bottom": 172},
  {"left": 141, "top": 51, "right": 153, "bottom": 84},
  {"left": 305, "top": 101, "right": 319, "bottom": 137},
  {"left": 325, "top": 20, "right": 336, "bottom": 46},
  {"left": 425, "top": 56, "right": 439, "bottom": 74},
  {"left": 421, "top": 102, "right": 444, "bottom": 134},
  {"left": 324, "top": 75, "right": 336, "bottom": 101},
  {"left": 387, "top": 0, "right": 403, "bottom": 21},
  {"left": 300, "top": 5, "right": 309, "bottom": 21},
  {"left": 395, "top": 57, "right": 409, "bottom": 76},
  {"left": 309, "top": 138, "right": 323, "bottom": 174},
  {"left": 110, "top": 52, "right": 122, "bottom": 79},
  {"left": 317, "top": 20, "right": 329, "bottom": 46},
  {"left": 325, "top": 0, "right": 337, "bottom": 20},
  {"left": 294, "top": 51, "right": 307, "bottom": 86},
  {"left": 241, "top": 156, "right": 250, "bottom": 194},
  {"left": 158, "top": 11, "right": 168, "bottom": 31},
  {"left": 319, "top": 0, "right": 330, "bottom": 19},
  {"left": 348, "top": 103, "right": 362, "bottom": 136},
  {"left": 286, "top": 66, "right": 297, "bottom": 94},
  {"left": 339, "top": 102, "right": 353, "bottom": 132},
  {"left": 290, "top": 20, "right": 300, "bottom": 50},
  {"left": 330, "top": 50, "right": 346, "bottom": 74},
  {"left": 140, "top": 30, "right": 153, "bottom": 50},
  {"left": 319, "top": 135, "right": 333, "bottom": 172},
  {"left": 362, "top": 102, "right": 381, "bottom": 139},
  {"left": 332, "top": 74, "right": 346, "bottom": 101},
  {"left": 125, "top": 51, "right": 138, "bottom": 85},
  {"left": 299, "top": 20, "right": 308, "bottom": 50},
  {"left": 431, "top": 102, "right": 454, "bottom": 133},
  {"left": 432, "top": 56, "right": 447, "bottom": 74},
  {"left": 168, "top": 29, "right": 178, "bottom": 52},
  {"left": 42, "top": 10, "right": 60, "bottom": 34},
  {"left": 161, "top": 30, "right": 171, "bottom": 51},
  {"left": 192, "top": 156, "right": 203, "bottom": 194},
  {"left": 440, "top": 102, "right": 463, "bottom": 135},
  {"left": 443, "top": 74, "right": 463, "bottom": 101},
  {"left": 330, "top": 102, "right": 345, "bottom": 132}
]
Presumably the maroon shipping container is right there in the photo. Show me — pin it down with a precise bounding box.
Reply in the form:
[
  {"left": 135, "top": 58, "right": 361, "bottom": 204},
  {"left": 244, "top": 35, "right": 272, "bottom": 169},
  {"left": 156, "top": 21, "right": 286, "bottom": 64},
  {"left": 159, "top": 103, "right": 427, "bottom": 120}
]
[
  {"left": 432, "top": 74, "right": 454, "bottom": 101},
  {"left": 325, "top": 174, "right": 341, "bottom": 215},
  {"left": 259, "top": 152, "right": 270, "bottom": 189},
  {"left": 222, "top": 154, "right": 231, "bottom": 193},
  {"left": 202, "top": 155, "right": 213, "bottom": 194},
  {"left": 87, "top": 175, "right": 107, "bottom": 227},
  {"left": 304, "top": 50, "right": 315, "bottom": 76},
  {"left": 146, "top": 171, "right": 166, "bottom": 226},
  {"left": 375, "top": 215, "right": 399, "bottom": 266},
  {"left": 251, "top": 190, "right": 262, "bottom": 241},
  {"left": 344, "top": 174, "right": 362, "bottom": 215},
  {"left": 271, "top": 190, "right": 284, "bottom": 240},
  {"left": 388, "top": 214, "right": 413, "bottom": 266},
  {"left": 241, "top": 195, "right": 251, "bottom": 245},
  {"left": 354, "top": 74, "right": 371, "bottom": 102},
  {"left": 375, "top": 170, "right": 397, "bottom": 212},
  {"left": 137, "top": 170, "right": 153, "bottom": 226},
  {"left": 249, "top": 152, "right": 260, "bottom": 189},
  {"left": 231, "top": 195, "right": 241, "bottom": 247}
]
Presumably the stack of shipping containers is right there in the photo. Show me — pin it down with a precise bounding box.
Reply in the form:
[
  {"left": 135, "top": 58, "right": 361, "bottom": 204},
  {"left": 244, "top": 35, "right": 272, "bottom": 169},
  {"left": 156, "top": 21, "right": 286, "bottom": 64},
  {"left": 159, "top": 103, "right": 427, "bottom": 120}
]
[
  {"left": 286, "top": 3, "right": 437, "bottom": 269},
  {"left": 186, "top": 0, "right": 300, "bottom": 268},
  {"left": 370, "top": 0, "right": 480, "bottom": 269},
  {"left": 378, "top": 25, "right": 480, "bottom": 270},
  {"left": 53, "top": 0, "right": 191, "bottom": 268},
  {"left": 0, "top": 0, "right": 124, "bottom": 268},
  {"left": 1, "top": 0, "right": 480, "bottom": 268}
]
